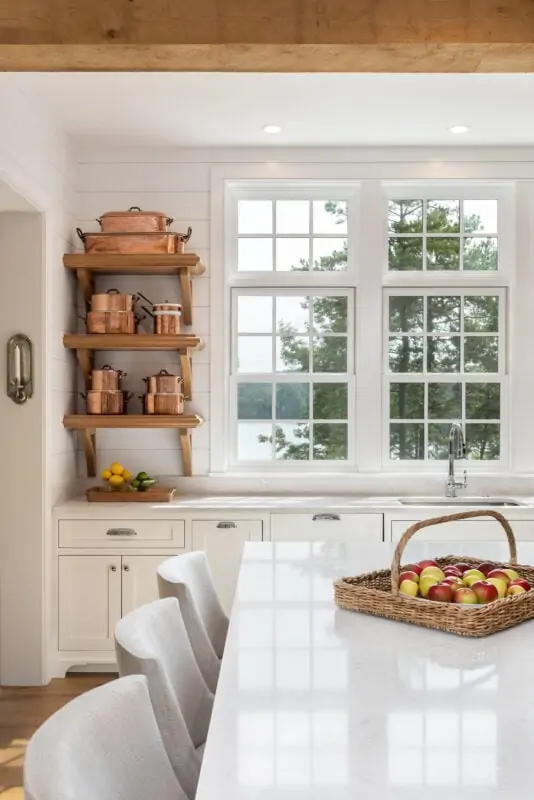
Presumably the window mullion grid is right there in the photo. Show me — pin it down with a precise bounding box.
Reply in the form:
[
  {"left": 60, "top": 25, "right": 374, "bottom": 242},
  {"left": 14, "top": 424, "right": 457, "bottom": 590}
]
[
  {"left": 272, "top": 293, "right": 277, "bottom": 460},
  {"left": 309, "top": 295, "right": 314, "bottom": 460},
  {"left": 459, "top": 199, "right": 465, "bottom": 271},
  {"left": 308, "top": 200, "right": 313, "bottom": 272},
  {"left": 422, "top": 199, "right": 427, "bottom": 272}
]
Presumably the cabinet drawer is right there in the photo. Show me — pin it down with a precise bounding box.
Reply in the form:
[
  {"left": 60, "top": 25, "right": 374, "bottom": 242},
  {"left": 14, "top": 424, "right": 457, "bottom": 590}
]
[
  {"left": 391, "top": 519, "right": 534, "bottom": 543},
  {"left": 59, "top": 519, "right": 185, "bottom": 549},
  {"left": 271, "top": 513, "right": 383, "bottom": 542}
]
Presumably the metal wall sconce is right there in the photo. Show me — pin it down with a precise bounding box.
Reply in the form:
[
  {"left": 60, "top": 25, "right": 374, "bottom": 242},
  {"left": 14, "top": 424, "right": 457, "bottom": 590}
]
[{"left": 7, "top": 334, "right": 33, "bottom": 404}]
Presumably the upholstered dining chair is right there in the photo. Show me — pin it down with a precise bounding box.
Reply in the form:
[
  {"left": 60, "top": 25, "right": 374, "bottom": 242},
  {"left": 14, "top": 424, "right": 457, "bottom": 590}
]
[
  {"left": 157, "top": 552, "right": 229, "bottom": 692},
  {"left": 114, "top": 597, "right": 214, "bottom": 800},
  {"left": 24, "top": 674, "right": 186, "bottom": 800}
]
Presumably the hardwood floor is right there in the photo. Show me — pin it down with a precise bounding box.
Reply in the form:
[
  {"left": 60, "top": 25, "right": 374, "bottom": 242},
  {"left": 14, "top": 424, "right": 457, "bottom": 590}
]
[{"left": 0, "top": 674, "right": 115, "bottom": 798}]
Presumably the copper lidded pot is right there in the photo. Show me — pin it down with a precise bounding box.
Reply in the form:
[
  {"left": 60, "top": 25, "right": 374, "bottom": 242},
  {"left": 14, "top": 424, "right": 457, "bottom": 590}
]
[
  {"left": 90, "top": 289, "right": 135, "bottom": 312},
  {"left": 144, "top": 369, "right": 184, "bottom": 394},
  {"left": 91, "top": 365, "right": 126, "bottom": 391}
]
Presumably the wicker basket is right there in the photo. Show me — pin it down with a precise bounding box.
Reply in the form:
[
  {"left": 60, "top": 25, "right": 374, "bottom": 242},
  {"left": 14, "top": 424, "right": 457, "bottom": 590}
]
[{"left": 334, "top": 509, "right": 534, "bottom": 637}]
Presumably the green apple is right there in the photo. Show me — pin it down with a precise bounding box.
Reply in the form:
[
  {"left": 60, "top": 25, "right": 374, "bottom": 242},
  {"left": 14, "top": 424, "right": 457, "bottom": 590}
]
[
  {"left": 503, "top": 568, "right": 520, "bottom": 581},
  {"left": 463, "top": 569, "right": 485, "bottom": 582},
  {"left": 419, "top": 576, "right": 439, "bottom": 598},
  {"left": 420, "top": 566, "right": 446, "bottom": 582},
  {"left": 399, "top": 579, "right": 419, "bottom": 598}
]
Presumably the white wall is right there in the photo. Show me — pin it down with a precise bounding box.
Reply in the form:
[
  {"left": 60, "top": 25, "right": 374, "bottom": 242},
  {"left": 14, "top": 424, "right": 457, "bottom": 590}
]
[{"left": 0, "top": 77, "right": 75, "bottom": 683}]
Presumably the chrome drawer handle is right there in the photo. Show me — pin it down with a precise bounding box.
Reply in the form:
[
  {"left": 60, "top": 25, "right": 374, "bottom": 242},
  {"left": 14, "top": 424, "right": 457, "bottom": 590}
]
[
  {"left": 312, "top": 514, "right": 341, "bottom": 522},
  {"left": 106, "top": 528, "right": 137, "bottom": 537},
  {"left": 216, "top": 521, "right": 237, "bottom": 529},
  {"left": 123, "top": 565, "right": 130, "bottom": 572},
  {"left": 109, "top": 565, "right": 117, "bottom": 572}
]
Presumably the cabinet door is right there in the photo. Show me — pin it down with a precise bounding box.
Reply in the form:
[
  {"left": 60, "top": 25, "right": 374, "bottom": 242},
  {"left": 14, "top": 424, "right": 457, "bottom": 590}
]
[
  {"left": 58, "top": 555, "right": 121, "bottom": 651},
  {"left": 192, "top": 521, "right": 263, "bottom": 614},
  {"left": 121, "top": 555, "right": 170, "bottom": 617},
  {"left": 271, "top": 513, "right": 383, "bottom": 542}
]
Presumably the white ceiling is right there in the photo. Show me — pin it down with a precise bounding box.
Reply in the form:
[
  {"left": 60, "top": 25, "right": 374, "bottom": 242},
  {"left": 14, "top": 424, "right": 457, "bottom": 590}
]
[{"left": 11, "top": 72, "right": 534, "bottom": 147}]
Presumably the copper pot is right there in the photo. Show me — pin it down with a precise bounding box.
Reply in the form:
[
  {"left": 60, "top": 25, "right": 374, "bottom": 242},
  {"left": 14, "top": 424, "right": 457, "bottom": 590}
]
[
  {"left": 139, "top": 295, "right": 182, "bottom": 335},
  {"left": 143, "top": 370, "right": 183, "bottom": 394},
  {"left": 143, "top": 393, "right": 184, "bottom": 415},
  {"left": 91, "top": 365, "right": 126, "bottom": 391},
  {"left": 97, "top": 207, "right": 173, "bottom": 233},
  {"left": 86, "top": 310, "right": 137, "bottom": 334},
  {"left": 82, "top": 390, "right": 132, "bottom": 415},
  {"left": 77, "top": 229, "right": 186, "bottom": 255},
  {"left": 90, "top": 289, "right": 134, "bottom": 312}
]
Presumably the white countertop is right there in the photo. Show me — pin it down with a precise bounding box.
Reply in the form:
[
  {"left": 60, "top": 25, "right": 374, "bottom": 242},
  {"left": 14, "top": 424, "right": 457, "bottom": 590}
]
[
  {"left": 197, "top": 540, "right": 534, "bottom": 799},
  {"left": 55, "top": 494, "right": 534, "bottom": 516}
]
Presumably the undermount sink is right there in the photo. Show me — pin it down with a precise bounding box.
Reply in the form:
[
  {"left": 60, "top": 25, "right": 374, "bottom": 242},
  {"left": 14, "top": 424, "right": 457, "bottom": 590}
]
[{"left": 398, "top": 497, "right": 525, "bottom": 507}]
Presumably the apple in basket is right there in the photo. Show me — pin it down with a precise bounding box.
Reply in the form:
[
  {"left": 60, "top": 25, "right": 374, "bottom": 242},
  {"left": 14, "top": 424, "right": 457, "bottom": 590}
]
[
  {"left": 403, "top": 563, "right": 423, "bottom": 577},
  {"left": 419, "top": 576, "right": 439, "bottom": 598},
  {"left": 420, "top": 566, "right": 446, "bottom": 581},
  {"left": 399, "top": 579, "right": 419, "bottom": 598},
  {"left": 476, "top": 562, "right": 497, "bottom": 577},
  {"left": 443, "top": 566, "right": 463, "bottom": 578},
  {"left": 442, "top": 576, "right": 463, "bottom": 589},
  {"left": 471, "top": 581, "right": 499, "bottom": 604},
  {"left": 486, "top": 569, "right": 511, "bottom": 586},
  {"left": 486, "top": 577, "right": 508, "bottom": 599},
  {"left": 399, "top": 570, "right": 420, "bottom": 585},
  {"left": 427, "top": 584, "right": 454, "bottom": 603},
  {"left": 507, "top": 584, "right": 527, "bottom": 597},
  {"left": 508, "top": 578, "right": 531, "bottom": 592},
  {"left": 453, "top": 587, "right": 478, "bottom": 605},
  {"left": 452, "top": 562, "right": 471, "bottom": 575},
  {"left": 503, "top": 568, "right": 521, "bottom": 581},
  {"left": 418, "top": 560, "right": 439, "bottom": 570}
]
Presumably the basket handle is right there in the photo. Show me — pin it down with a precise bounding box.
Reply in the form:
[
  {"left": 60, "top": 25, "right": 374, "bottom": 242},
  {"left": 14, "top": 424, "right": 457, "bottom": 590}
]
[{"left": 390, "top": 509, "right": 518, "bottom": 594}]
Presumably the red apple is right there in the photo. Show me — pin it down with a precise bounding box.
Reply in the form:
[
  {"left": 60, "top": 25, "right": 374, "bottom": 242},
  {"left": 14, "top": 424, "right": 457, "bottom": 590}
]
[
  {"left": 507, "top": 584, "right": 527, "bottom": 597},
  {"left": 477, "top": 562, "right": 497, "bottom": 577},
  {"left": 419, "top": 560, "right": 439, "bottom": 570},
  {"left": 508, "top": 579, "right": 531, "bottom": 592},
  {"left": 442, "top": 576, "right": 463, "bottom": 587},
  {"left": 399, "top": 570, "right": 420, "bottom": 585},
  {"left": 403, "top": 563, "right": 423, "bottom": 577},
  {"left": 453, "top": 562, "right": 472, "bottom": 575},
  {"left": 427, "top": 583, "right": 454, "bottom": 603},
  {"left": 443, "top": 567, "right": 462, "bottom": 578},
  {"left": 487, "top": 569, "right": 511, "bottom": 586},
  {"left": 453, "top": 587, "right": 478, "bottom": 604},
  {"left": 487, "top": 577, "right": 508, "bottom": 599},
  {"left": 471, "top": 580, "right": 499, "bottom": 604}
]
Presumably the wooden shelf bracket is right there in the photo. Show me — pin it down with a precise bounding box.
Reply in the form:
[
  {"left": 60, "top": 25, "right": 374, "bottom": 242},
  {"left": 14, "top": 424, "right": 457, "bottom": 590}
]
[{"left": 79, "top": 429, "right": 97, "bottom": 477}]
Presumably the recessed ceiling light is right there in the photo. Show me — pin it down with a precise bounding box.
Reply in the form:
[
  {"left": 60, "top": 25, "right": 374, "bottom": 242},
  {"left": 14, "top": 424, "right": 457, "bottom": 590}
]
[
  {"left": 262, "top": 124, "right": 282, "bottom": 134},
  {"left": 449, "top": 125, "right": 470, "bottom": 134}
]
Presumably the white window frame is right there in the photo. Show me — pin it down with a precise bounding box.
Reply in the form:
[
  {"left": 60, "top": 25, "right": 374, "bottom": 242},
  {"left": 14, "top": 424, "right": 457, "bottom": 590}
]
[{"left": 230, "top": 286, "right": 356, "bottom": 470}]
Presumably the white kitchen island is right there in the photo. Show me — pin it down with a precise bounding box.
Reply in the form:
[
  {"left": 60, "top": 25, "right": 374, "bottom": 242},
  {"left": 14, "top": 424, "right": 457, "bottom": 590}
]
[{"left": 197, "top": 540, "right": 534, "bottom": 799}]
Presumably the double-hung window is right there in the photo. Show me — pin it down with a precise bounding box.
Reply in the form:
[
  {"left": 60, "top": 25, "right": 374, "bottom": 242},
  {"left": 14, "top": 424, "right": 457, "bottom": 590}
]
[{"left": 227, "top": 186, "right": 358, "bottom": 468}]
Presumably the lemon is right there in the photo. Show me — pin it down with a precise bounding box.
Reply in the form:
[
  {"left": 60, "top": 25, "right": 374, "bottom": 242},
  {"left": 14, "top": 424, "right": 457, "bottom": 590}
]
[
  {"left": 110, "top": 462, "right": 124, "bottom": 476},
  {"left": 108, "top": 474, "right": 125, "bottom": 487},
  {"left": 101, "top": 469, "right": 112, "bottom": 480},
  {"left": 122, "top": 469, "right": 132, "bottom": 481}
]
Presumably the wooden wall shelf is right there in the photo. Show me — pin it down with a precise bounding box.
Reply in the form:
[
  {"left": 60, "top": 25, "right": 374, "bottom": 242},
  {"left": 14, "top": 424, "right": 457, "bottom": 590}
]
[
  {"left": 63, "top": 414, "right": 204, "bottom": 478},
  {"left": 64, "top": 253, "right": 206, "bottom": 326},
  {"left": 63, "top": 333, "right": 202, "bottom": 399}
]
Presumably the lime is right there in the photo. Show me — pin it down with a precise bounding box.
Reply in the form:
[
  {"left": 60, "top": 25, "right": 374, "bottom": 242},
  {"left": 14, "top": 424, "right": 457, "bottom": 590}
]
[
  {"left": 137, "top": 471, "right": 149, "bottom": 481},
  {"left": 132, "top": 479, "right": 140, "bottom": 489}
]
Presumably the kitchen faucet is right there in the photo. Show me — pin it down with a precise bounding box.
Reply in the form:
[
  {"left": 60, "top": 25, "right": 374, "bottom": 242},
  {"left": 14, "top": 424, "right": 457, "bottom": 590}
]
[{"left": 446, "top": 422, "right": 468, "bottom": 498}]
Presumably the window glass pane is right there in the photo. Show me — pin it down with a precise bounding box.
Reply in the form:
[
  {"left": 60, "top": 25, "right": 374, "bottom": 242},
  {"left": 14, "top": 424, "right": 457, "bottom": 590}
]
[
  {"left": 238, "top": 238, "right": 273, "bottom": 271},
  {"left": 313, "top": 296, "right": 348, "bottom": 333},
  {"left": 238, "top": 200, "right": 272, "bottom": 234},
  {"left": 238, "top": 383, "right": 272, "bottom": 419},
  {"left": 313, "top": 424, "right": 348, "bottom": 460},
  {"left": 276, "top": 296, "right": 310, "bottom": 334},
  {"left": 276, "top": 336, "right": 310, "bottom": 372},
  {"left": 464, "top": 296, "right": 499, "bottom": 332},
  {"left": 238, "top": 336, "right": 273, "bottom": 373},
  {"left": 275, "top": 238, "right": 310, "bottom": 272},
  {"left": 389, "top": 296, "right": 424, "bottom": 333},
  {"left": 466, "top": 424, "right": 500, "bottom": 460},
  {"left": 276, "top": 384, "right": 309, "bottom": 420},
  {"left": 427, "top": 337, "right": 461, "bottom": 372},
  {"left": 464, "top": 200, "right": 498, "bottom": 234},
  {"left": 275, "top": 423, "right": 310, "bottom": 460},
  {"left": 428, "top": 423, "right": 452, "bottom": 460},
  {"left": 427, "top": 238, "right": 460, "bottom": 271},
  {"left": 389, "top": 337, "right": 424, "bottom": 372},
  {"left": 466, "top": 383, "right": 500, "bottom": 419},
  {"left": 238, "top": 423, "right": 272, "bottom": 460},
  {"left": 312, "top": 238, "right": 348, "bottom": 271},
  {"left": 389, "top": 237, "right": 423, "bottom": 271},
  {"left": 390, "top": 383, "right": 424, "bottom": 420},
  {"left": 238, "top": 295, "right": 273, "bottom": 333},
  {"left": 388, "top": 200, "right": 423, "bottom": 233},
  {"left": 427, "top": 296, "right": 460, "bottom": 332},
  {"left": 463, "top": 237, "right": 498, "bottom": 271},
  {"left": 276, "top": 200, "right": 309, "bottom": 234},
  {"left": 390, "top": 423, "right": 424, "bottom": 460},
  {"left": 464, "top": 336, "right": 499, "bottom": 372},
  {"left": 428, "top": 383, "right": 462, "bottom": 419},
  {"left": 427, "top": 200, "right": 460, "bottom": 233},
  {"left": 313, "top": 337, "right": 347, "bottom": 372},
  {"left": 313, "top": 201, "right": 348, "bottom": 234},
  {"left": 313, "top": 383, "right": 348, "bottom": 419}
]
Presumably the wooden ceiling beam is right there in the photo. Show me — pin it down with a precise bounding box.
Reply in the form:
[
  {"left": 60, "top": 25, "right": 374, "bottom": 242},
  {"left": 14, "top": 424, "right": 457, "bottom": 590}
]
[{"left": 1, "top": 1, "right": 534, "bottom": 72}]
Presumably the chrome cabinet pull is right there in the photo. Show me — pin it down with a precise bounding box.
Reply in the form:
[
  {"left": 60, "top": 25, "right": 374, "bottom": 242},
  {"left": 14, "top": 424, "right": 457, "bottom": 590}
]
[
  {"left": 109, "top": 565, "right": 117, "bottom": 572},
  {"left": 216, "top": 521, "right": 237, "bottom": 529},
  {"left": 106, "top": 528, "right": 137, "bottom": 537},
  {"left": 312, "top": 513, "right": 341, "bottom": 521}
]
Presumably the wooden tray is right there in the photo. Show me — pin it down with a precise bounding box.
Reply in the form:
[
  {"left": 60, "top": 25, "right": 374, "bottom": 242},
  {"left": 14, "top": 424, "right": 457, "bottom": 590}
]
[{"left": 87, "top": 487, "right": 176, "bottom": 503}]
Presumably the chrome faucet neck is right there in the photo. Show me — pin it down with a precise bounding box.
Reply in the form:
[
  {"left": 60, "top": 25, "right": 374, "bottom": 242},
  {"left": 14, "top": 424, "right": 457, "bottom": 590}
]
[{"left": 446, "top": 422, "right": 468, "bottom": 498}]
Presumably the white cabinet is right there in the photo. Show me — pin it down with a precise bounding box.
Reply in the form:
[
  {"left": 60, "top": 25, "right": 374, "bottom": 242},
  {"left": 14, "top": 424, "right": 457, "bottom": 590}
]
[
  {"left": 59, "top": 554, "right": 169, "bottom": 651},
  {"left": 58, "top": 555, "right": 121, "bottom": 652},
  {"left": 59, "top": 519, "right": 184, "bottom": 549},
  {"left": 271, "top": 513, "right": 383, "bottom": 542},
  {"left": 192, "top": 520, "right": 263, "bottom": 614},
  {"left": 121, "top": 555, "right": 169, "bottom": 617},
  {"left": 390, "top": 518, "right": 534, "bottom": 543}
]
